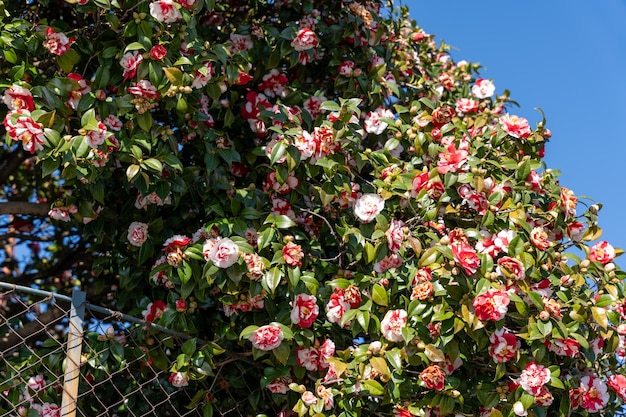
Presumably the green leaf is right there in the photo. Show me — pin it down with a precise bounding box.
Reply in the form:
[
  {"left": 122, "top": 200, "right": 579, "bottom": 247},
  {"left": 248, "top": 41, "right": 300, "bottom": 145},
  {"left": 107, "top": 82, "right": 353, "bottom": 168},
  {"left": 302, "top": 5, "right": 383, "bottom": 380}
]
[
  {"left": 126, "top": 164, "right": 141, "bottom": 182},
  {"left": 42, "top": 157, "right": 59, "bottom": 177},
  {"left": 142, "top": 158, "right": 163, "bottom": 173},
  {"left": 136, "top": 112, "right": 153, "bottom": 132},
  {"left": 361, "top": 380, "right": 385, "bottom": 396},
  {"left": 57, "top": 49, "right": 80, "bottom": 73},
  {"left": 263, "top": 267, "right": 282, "bottom": 294},
  {"left": 164, "top": 67, "right": 184, "bottom": 86},
  {"left": 371, "top": 284, "right": 388, "bottom": 307},
  {"left": 273, "top": 215, "right": 296, "bottom": 229},
  {"left": 182, "top": 338, "right": 197, "bottom": 357},
  {"left": 124, "top": 42, "right": 146, "bottom": 52}
]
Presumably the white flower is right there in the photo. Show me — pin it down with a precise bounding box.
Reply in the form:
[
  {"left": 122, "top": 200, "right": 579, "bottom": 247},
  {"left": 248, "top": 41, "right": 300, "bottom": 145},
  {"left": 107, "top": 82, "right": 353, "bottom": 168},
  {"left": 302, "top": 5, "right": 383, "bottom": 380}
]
[
  {"left": 354, "top": 193, "right": 384, "bottom": 223},
  {"left": 127, "top": 222, "right": 149, "bottom": 247}
]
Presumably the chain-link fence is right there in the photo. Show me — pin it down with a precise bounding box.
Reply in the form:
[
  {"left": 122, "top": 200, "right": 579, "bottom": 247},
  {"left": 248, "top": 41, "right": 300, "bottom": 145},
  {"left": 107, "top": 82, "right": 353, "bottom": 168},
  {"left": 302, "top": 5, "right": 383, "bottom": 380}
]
[{"left": 0, "top": 284, "right": 261, "bottom": 417}]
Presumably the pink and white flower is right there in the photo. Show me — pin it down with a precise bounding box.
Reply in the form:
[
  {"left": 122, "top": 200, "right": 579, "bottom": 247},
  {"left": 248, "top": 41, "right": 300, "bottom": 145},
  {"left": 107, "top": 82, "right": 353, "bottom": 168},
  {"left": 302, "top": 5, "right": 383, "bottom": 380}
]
[
  {"left": 205, "top": 237, "right": 239, "bottom": 268},
  {"left": 386, "top": 219, "right": 405, "bottom": 253},
  {"left": 291, "top": 294, "right": 319, "bottom": 328},
  {"left": 576, "top": 375, "right": 609, "bottom": 413},
  {"left": 149, "top": 0, "right": 182, "bottom": 23},
  {"left": 364, "top": 106, "right": 394, "bottom": 135},
  {"left": 518, "top": 362, "right": 550, "bottom": 396},
  {"left": 27, "top": 374, "right": 46, "bottom": 391},
  {"left": 488, "top": 329, "right": 518, "bottom": 363},
  {"left": 608, "top": 374, "right": 626, "bottom": 401},
  {"left": 250, "top": 324, "right": 283, "bottom": 351},
  {"left": 43, "top": 28, "right": 74, "bottom": 56},
  {"left": 380, "top": 309, "right": 407, "bottom": 342},
  {"left": 303, "top": 95, "right": 326, "bottom": 119},
  {"left": 354, "top": 193, "right": 384, "bottom": 223},
  {"left": 374, "top": 254, "right": 403, "bottom": 273},
  {"left": 471, "top": 78, "right": 495, "bottom": 99},
  {"left": 120, "top": 51, "right": 144, "bottom": 81},
  {"left": 229, "top": 34, "right": 254, "bottom": 53},
  {"left": 589, "top": 241, "right": 616, "bottom": 264},
  {"left": 168, "top": 371, "right": 189, "bottom": 387},
  {"left": 499, "top": 114, "right": 531, "bottom": 139},
  {"left": 2, "top": 85, "right": 35, "bottom": 111},
  {"left": 296, "top": 346, "right": 320, "bottom": 371},
  {"left": 127, "top": 222, "right": 149, "bottom": 247},
  {"left": 3, "top": 110, "right": 45, "bottom": 154},
  {"left": 258, "top": 69, "right": 288, "bottom": 98},
  {"left": 496, "top": 256, "right": 525, "bottom": 281},
  {"left": 326, "top": 291, "right": 351, "bottom": 326},
  {"left": 267, "top": 376, "right": 292, "bottom": 394},
  {"left": 472, "top": 288, "right": 509, "bottom": 321},
  {"left": 291, "top": 28, "right": 319, "bottom": 51}
]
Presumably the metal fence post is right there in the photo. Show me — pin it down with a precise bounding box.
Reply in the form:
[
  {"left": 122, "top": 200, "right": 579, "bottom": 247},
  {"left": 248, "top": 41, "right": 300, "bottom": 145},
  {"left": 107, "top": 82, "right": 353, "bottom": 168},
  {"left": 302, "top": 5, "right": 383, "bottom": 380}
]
[{"left": 60, "top": 289, "right": 86, "bottom": 417}]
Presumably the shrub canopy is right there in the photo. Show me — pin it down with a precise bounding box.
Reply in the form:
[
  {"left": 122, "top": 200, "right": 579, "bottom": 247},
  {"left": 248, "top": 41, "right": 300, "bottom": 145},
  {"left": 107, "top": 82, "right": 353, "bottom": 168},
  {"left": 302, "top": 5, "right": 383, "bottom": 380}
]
[{"left": 1, "top": 0, "right": 625, "bottom": 416}]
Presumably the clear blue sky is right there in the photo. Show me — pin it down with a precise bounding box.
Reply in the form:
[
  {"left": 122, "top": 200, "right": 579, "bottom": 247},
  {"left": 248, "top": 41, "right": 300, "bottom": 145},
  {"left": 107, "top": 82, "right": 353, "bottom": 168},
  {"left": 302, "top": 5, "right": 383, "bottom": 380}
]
[{"left": 406, "top": 0, "right": 626, "bottom": 263}]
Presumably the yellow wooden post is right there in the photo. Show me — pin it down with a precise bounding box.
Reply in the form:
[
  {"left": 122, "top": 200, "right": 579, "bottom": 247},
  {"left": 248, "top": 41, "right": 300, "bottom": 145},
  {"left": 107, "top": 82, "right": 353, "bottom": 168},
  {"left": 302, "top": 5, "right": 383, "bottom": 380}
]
[{"left": 60, "top": 289, "right": 86, "bottom": 417}]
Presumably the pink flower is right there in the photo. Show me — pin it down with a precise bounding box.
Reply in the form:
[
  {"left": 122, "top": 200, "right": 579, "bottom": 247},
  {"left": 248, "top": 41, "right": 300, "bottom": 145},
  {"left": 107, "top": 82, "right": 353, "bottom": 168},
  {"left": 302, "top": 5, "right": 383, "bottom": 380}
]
[
  {"left": 364, "top": 106, "right": 394, "bottom": 135},
  {"left": 229, "top": 33, "right": 254, "bottom": 53},
  {"left": 473, "top": 289, "right": 510, "bottom": 321},
  {"left": 449, "top": 231, "right": 480, "bottom": 276},
  {"left": 168, "top": 371, "right": 189, "bottom": 387},
  {"left": 496, "top": 256, "right": 525, "bottom": 280},
  {"left": 455, "top": 97, "right": 478, "bottom": 114},
  {"left": 437, "top": 142, "right": 468, "bottom": 174},
  {"left": 258, "top": 69, "right": 288, "bottom": 98},
  {"left": 206, "top": 237, "right": 239, "bottom": 268},
  {"left": 386, "top": 219, "right": 405, "bottom": 253},
  {"left": 296, "top": 346, "right": 320, "bottom": 371},
  {"left": 174, "top": 0, "right": 195, "bottom": 8},
  {"left": 163, "top": 234, "right": 191, "bottom": 251},
  {"left": 301, "top": 391, "right": 317, "bottom": 406},
  {"left": 338, "top": 60, "right": 355, "bottom": 77},
  {"left": 291, "top": 294, "right": 319, "bottom": 328},
  {"left": 27, "top": 374, "right": 46, "bottom": 391},
  {"left": 577, "top": 375, "right": 609, "bottom": 413},
  {"left": 267, "top": 376, "right": 292, "bottom": 394},
  {"left": 419, "top": 365, "right": 446, "bottom": 391},
  {"left": 85, "top": 121, "right": 108, "bottom": 149},
  {"left": 127, "top": 222, "right": 149, "bottom": 247},
  {"left": 291, "top": 28, "right": 319, "bottom": 51},
  {"left": 354, "top": 193, "right": 384, "bottom": 223},
  {"left": 499, "top": 114, "right": 531, "bottom": 139},
  {"left": 43, "top": 28, "right": 74, "bottom": 56},
  {"left": 303, "top": 95, "right": 326, "bottom": 119},
  {"left": 488, "top": 329, "right": 518, "bottom": 363},
  {"left": 142, "top": 300, "right": 167, "bottom": 322},
  {"left": 149, "top": 45, "right": 167, "bottom": 60},
  {"left": 120, "top": 51, "right": 144, "bottom": 81},
  {"left": 48, "top": 207, "right": 71, "bottom": 222},
  {"left": 128, "top": 80, "right": 160, "bottom": 100},
  {"left": 3, "top": 110, "right": 45, "bottom": 154},
  {"left": 530, "top": 227, "right": 551, "bottom": 250},
  {"left": 518, "top": 362, "right": 550, "bottom": 396},
  {"left": 471, "top": 78, "right": 495, "bottom": 99},
  {"left": 380, "top": 309, "right": 407, "bottom": 342},
  {"left": 191, "top": 61, "right": 214, "bottom": 89},
  {"left": 282, "top": 241, "right": 304, "bottom": 267},
  {"left": 326, "top": 291, "right": 350, "bottom": 326},
  {"left": 589, "top": 241, "right": 615, "bottom": 264},
  {"left": 66, "top": 73, "right": 91, "bottom": 110},
  {"left": 103, "top": 114, "right": 123, "bottom": 131},
  {"left": 3, "top": 85, "right": 35, "bottom": 111},
  {"left": 608, "top": 374, "right": 626, "bottom": 401},
  {"left": 373, "top": 254, "right": 403, "bottom": 273},
  {"left": 566, "top": 221, "right": 585, "bottom": 242},
  {"left": 250, "top": 324, "right": 283, "bottom": 351},
  {"left": 35, "top": 402, "right": 61, "bottom": 417},
  {"left": 149, "top": 0, "right": 182, "bottom": 23},
  {"left": 546, "top": 338, "right": 580, "bottom": 358}
]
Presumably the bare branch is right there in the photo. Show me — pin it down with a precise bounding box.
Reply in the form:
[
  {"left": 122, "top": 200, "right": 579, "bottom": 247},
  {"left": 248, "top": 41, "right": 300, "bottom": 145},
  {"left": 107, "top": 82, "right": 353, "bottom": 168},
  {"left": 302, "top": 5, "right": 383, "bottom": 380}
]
[{"left": 0, "top": 202, "right": 49, "bottom": 217}]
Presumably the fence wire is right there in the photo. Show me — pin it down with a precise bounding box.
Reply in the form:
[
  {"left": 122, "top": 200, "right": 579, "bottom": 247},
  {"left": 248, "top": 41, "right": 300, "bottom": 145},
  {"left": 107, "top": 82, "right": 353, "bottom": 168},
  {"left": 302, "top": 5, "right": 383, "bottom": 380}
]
[{"left": 0, "top": 286, "right": 261, "bottom": 417}]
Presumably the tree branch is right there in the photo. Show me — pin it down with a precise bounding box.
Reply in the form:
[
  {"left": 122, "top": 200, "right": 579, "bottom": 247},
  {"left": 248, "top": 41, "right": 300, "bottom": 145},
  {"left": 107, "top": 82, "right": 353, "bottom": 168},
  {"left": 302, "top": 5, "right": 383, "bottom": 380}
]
[
  {"left": 0, "top": 202, "right": 49, "bottom": 217},
  {"left": 0, "top": 147, "right": 29, "bottom": 186},
  {"left": 0, "top": 303, "right": 67, "bottom": 352}
]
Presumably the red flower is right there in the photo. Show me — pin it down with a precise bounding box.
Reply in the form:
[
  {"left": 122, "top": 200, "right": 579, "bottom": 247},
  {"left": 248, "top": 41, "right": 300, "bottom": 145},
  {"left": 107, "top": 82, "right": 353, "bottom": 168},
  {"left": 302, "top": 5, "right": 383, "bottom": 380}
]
[
  {"left": 608, "top": 374, "right": 626, "bottom": 401},
  {"left": 149, "top": 45, "right": 167, "bottom": 60},
  {"left": 589, "top": 240, "right": 616, "bottom": 264},
  {"left": 283, "top": 241, "right": 304, "bottom": 267},
  {"left": 291, "top": 28, "right": 319, "bottom": 51},
  {"left": 419, "top": 365, "right": 446, "bottom": 391},
  {"left": 488, "top": 328, "right": 518, "bottom": 363},
  {"left": 250, "top": 324, "right": 283, "bottom": 351},
  {"left": 291, "top": 294, "right": 319, "bottom": 328},
  {"left": 473, "top": 289, "right": 510, "bottom": 321}
]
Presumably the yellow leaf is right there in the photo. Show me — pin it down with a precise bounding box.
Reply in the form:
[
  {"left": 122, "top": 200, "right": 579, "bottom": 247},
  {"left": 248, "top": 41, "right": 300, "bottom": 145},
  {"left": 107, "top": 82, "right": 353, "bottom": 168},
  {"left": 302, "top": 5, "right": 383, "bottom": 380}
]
[
  {"left": 407, "top": 236, "right": 422, "bottom": 256},
  {"left": 369, "top": 357, "right": 390, "bottom": 378},
  {"left": 163, "top": 67, "right": 184, "bottom": 86},
  {"left": 592, "top": 306, "right": 609, "bottom": 329},
  {"left": 326, "top": 358, "right": 347, "bottom": 378},
  {"left": 424, "top": 344, "right": 445, "bottom": 362}
]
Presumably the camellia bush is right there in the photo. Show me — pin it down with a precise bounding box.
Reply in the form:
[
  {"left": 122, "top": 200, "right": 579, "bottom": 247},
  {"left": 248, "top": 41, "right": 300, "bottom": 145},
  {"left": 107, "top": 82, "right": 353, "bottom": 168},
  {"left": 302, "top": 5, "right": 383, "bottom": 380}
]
[{"left": 1, "top": 0, "right": 626, "bottom": 416}]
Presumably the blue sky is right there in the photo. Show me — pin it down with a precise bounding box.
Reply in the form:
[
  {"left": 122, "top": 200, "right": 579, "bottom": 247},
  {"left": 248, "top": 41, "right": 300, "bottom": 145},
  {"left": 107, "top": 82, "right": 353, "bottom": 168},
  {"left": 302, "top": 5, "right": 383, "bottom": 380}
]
[{"left": 406, "top": 0, "right": 626, "bottom": 263}]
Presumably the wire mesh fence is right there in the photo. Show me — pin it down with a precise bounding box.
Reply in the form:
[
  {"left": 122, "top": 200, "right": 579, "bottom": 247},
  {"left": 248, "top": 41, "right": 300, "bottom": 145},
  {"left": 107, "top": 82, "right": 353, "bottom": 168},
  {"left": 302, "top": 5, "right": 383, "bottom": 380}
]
[{"left": 0, "top": 284, "right": 262, "bottom": 417}]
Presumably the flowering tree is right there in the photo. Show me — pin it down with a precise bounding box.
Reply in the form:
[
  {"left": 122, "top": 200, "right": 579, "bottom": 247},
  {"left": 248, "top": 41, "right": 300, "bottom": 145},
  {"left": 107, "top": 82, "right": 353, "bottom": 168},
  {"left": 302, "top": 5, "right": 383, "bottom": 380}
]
[{"left": 1, "top": 0, "right": 626, "bottom": 416}]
